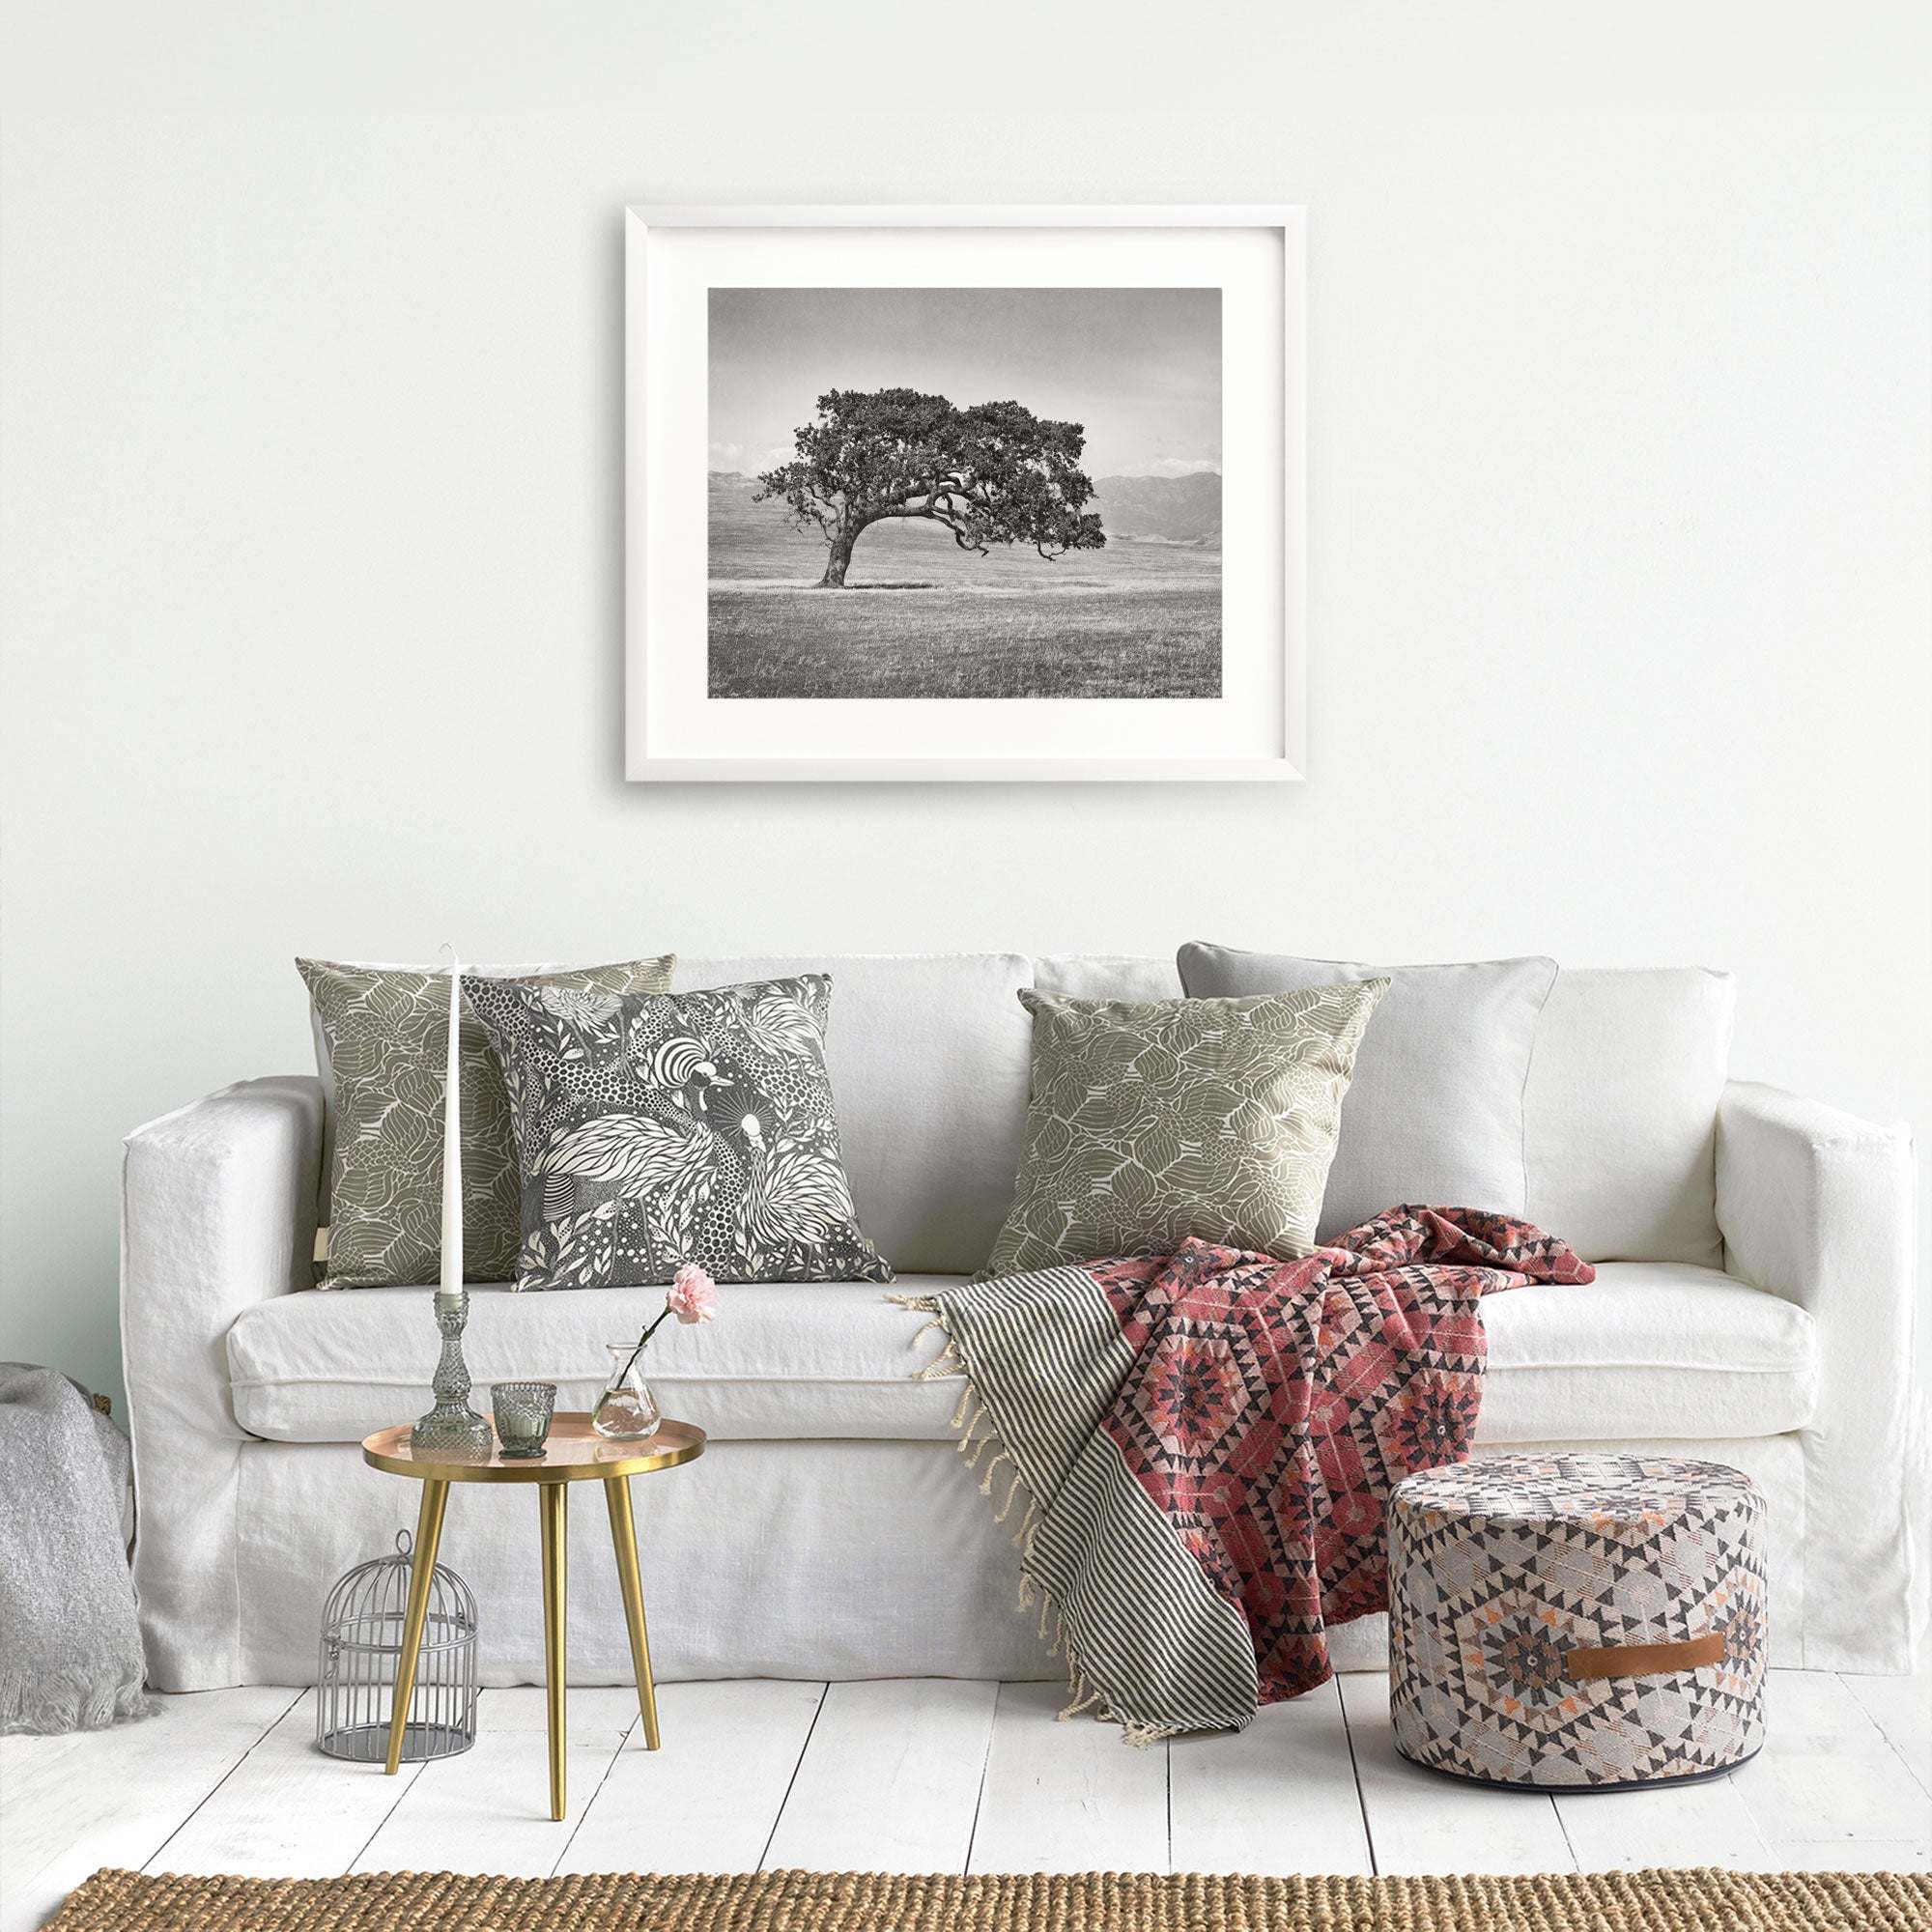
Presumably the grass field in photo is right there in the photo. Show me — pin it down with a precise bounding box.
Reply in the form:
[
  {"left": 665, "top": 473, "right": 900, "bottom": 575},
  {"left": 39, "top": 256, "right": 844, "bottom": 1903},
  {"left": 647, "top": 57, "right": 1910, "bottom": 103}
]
[{"left": 706, "top": 475, "right": 1221, "bottom": 701}]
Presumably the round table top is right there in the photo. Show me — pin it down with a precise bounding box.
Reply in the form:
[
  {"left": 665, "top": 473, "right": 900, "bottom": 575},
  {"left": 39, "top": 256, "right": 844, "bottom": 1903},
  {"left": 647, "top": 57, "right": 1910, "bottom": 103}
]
[{"left": 362, "top": 1413, "right": 705, "bottom": 1485}]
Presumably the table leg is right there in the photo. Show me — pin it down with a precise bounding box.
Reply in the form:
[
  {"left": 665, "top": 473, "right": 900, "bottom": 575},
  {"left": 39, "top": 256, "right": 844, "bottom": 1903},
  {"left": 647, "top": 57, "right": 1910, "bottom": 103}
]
[
  {"left": 539, "top": 1481, "right": 568, "bottom": 1821},
  {"left": 384, "top": 1479, "right": 449, "bottom": 1776},
  {"left": 604, "top": 1475, "right": 661, "bottom": 1750}
]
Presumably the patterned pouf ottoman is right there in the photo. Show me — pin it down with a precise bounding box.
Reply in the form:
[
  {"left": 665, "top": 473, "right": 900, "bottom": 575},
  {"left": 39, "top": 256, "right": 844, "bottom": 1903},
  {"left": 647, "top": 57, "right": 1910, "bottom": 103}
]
[{"left": 1388, "top": 1453, "right": 1766, "bottom": 1790}]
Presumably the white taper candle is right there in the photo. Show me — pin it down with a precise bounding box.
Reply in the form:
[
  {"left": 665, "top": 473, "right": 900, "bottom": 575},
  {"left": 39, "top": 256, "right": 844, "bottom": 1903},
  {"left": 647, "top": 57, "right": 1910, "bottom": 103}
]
[{"left": 440, "top": 949, "right": 463, "bottom": 1299}]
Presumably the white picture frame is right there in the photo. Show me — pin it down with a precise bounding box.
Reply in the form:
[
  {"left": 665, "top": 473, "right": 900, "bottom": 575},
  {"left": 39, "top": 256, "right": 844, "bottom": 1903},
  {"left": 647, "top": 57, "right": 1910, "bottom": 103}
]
[{"left": 625, "top": 205, "right": 1305, "bottom": 781}]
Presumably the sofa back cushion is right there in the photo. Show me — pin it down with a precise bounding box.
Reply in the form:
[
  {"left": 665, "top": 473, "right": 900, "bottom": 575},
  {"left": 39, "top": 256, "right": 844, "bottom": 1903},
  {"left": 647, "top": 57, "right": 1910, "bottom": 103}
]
[
  {"left": 1032, "top": 953, "right": 1183, "bottom": 1003},
  {"left": 1037, "top": 955, "right": 1734, "bottom": 1266},
  {"left": 656, "top": 953, "right": 1730, "bottom": 1274},
  {"left": 673, "top": 953, "right": 1033, "bottom": 1276},
  {"left": 1177, "top": 948, "right": 1558, "bottom": 1242},
  {"left": 1523, "top": 967, "right": 1734, "bottom": 1267}
]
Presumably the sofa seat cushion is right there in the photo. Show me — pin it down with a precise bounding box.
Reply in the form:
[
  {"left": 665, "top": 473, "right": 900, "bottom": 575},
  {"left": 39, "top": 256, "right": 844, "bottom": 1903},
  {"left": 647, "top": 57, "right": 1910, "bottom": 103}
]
[
  {"left": 228, "top": 1277, "right": 967, "bottom": 1445},
  {"left": 229, "top": 1263, "right": 1814, "bottom": 1449},
  {"left": 1477, "top": 1264, "right": 1815, "bottom": 1443}
]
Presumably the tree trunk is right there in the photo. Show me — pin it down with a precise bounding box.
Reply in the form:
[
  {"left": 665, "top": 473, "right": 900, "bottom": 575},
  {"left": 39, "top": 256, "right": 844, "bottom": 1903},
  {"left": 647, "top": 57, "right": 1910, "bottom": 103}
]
[{"left": 817, "top": 524, "right": 860, "bottom": 587}]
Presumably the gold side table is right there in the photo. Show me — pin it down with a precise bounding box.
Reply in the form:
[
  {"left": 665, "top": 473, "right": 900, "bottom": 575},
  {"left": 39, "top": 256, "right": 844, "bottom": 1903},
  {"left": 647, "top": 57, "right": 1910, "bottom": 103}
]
[{"left": 361, "top": 1413, "right": 705, "bottom": 1820}]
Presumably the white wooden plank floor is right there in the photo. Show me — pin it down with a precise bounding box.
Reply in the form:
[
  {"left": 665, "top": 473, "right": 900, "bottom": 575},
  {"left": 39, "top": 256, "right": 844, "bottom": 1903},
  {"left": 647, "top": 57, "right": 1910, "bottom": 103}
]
[{"left": 3, "top": 1670, "right": 1927, "bottom": 1932}]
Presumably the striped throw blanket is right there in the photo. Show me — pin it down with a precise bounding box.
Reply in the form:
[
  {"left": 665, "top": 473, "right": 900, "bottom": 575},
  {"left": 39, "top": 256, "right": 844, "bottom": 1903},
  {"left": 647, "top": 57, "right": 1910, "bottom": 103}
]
[{"left": 896, "top": 1207, "right": 1593, "bottom": 1741}]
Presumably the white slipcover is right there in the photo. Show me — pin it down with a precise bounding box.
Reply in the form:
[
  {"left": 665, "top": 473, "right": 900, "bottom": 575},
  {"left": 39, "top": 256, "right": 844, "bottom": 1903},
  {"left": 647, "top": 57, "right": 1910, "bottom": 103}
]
[
  {"left": 1718, "top": 1082, "right": 1921, "bottom": 1671},
  {"left": 121, "top": 1075, "right": 323, "bottom": 1690},
  {"left": 221, "top": 1430, "right": 1807, "bottom": 1688},
  {"left": 122, "top": 954, "right": 1917, "bottom": 1692}
]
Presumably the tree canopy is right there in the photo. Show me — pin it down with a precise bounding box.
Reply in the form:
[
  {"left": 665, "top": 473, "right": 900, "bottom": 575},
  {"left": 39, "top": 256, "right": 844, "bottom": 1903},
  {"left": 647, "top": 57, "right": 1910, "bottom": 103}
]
[{"left": 754, "top": 387, "right": 1106, "bottom": 586}]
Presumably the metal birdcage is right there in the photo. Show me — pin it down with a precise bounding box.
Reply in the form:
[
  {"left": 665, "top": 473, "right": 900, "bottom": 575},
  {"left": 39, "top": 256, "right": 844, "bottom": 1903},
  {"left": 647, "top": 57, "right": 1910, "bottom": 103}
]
[{"left": 316, "top": 1529, "right": 477, "bottom": 1762}]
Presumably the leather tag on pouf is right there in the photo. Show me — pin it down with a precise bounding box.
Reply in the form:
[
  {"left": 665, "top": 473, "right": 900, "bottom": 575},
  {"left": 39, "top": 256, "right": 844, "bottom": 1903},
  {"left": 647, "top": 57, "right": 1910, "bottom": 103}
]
[{"left": 1564, "top": 1632, "right": 1727, "bottom": 1682}]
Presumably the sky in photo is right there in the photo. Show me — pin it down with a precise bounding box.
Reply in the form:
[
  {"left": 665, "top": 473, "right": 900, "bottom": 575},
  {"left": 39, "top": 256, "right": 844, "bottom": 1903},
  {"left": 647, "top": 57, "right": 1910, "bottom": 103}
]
[{"left": 708, "top": 287, "right": 1221, "bottom": 481}]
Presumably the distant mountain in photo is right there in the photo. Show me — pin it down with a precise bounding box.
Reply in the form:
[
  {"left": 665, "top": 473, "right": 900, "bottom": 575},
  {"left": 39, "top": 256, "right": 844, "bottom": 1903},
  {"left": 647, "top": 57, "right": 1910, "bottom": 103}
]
[
  {"left": 1091, "top": 472, "right": 1221, "bottom": 545},
  {"left": 711, "top": 469, "right": 1221, "bottom": 547}
]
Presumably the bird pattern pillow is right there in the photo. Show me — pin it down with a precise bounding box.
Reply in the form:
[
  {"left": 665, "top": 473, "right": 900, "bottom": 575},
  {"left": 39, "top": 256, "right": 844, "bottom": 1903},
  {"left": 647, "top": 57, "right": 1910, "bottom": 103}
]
[{"left": 464, "top": 972, "right": 891, "bottom": 1290}]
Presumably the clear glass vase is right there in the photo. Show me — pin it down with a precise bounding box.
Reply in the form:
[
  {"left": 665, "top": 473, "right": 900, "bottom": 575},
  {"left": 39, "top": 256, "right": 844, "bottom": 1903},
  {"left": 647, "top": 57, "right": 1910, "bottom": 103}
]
[{"left": 592, "top": 1344, "right": 662, "bottom": 1439}]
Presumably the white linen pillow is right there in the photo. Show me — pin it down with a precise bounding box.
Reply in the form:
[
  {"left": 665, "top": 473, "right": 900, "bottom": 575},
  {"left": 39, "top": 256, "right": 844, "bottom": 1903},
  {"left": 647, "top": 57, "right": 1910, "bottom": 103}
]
[
  {"left": 1177, "top": 946, "right": 1558, "bottom": 1241},
  {"left": 1032, "top": 953, "right": 1183, "bottom": 1002}
]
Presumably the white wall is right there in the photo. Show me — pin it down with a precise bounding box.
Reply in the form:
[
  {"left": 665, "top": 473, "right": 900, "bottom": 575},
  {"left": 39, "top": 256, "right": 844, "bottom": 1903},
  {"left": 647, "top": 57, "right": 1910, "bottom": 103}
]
[{"left": 3, "top": 5, "right": 1928, "bottom": 1406}]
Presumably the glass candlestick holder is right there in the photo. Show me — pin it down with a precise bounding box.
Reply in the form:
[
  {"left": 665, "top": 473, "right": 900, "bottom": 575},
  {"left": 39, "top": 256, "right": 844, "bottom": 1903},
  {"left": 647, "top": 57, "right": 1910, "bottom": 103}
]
[{"left": 412, "top": 1290, "right": 493, "bottom": 1461}]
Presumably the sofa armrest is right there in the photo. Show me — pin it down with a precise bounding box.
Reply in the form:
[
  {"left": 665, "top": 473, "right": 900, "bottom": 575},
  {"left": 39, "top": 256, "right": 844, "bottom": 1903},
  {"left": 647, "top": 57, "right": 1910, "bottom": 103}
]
[
  {"left": 1716, "top": 1079, "right": 1918, "bottom": 1669},
  {"left": 121, "top": 1075, "right": 324, "bottom": 1688},
  {"left": 1718, "top": 1080, "right": 1915, "bottom": 1313}
]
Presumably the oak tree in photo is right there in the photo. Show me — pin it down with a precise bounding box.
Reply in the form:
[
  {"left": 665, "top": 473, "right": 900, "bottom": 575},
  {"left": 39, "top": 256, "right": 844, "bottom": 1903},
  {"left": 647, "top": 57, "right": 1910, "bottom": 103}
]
[{"left": 755, "top": 387, "right": 1107, "bottom": 587}]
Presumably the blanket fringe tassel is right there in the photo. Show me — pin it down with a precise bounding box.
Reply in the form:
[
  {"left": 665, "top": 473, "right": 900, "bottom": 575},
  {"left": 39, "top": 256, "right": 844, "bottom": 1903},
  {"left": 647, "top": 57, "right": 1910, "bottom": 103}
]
[
  {"left": 891, "top": 1294, "right": 968, "bottom": 1384},
  {"left": 992, "top": 1463, "right": 1026, "bottom": 1523},
  {"left": 890, "top": 1293, "right": 1170, "bottom": 1748}
]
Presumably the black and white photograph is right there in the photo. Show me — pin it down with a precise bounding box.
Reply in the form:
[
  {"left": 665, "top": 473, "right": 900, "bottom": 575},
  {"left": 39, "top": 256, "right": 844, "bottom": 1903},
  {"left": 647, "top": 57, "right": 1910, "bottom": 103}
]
[
  {"left": 627, "top": 209, "right": 1299, "bottom": 778},
  {"left": 706, "top": 287, "right": 1223, "bottom": 701}
]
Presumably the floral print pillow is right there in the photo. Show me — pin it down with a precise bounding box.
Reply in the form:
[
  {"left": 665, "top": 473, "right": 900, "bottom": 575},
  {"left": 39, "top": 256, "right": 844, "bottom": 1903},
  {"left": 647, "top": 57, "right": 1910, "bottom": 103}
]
[
  {"left": 298, "top": 954, "right": 675, "bottom": 1287},
  {"left": 979, "top": 981, "right": 1388, "bottom": 1281}
]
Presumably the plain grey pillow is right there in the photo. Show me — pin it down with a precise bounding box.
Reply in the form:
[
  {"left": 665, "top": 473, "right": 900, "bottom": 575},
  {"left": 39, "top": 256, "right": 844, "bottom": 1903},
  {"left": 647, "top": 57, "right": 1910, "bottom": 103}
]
[{"left": 1177, "top": 946, "right": 1559, "bottom": 1241}]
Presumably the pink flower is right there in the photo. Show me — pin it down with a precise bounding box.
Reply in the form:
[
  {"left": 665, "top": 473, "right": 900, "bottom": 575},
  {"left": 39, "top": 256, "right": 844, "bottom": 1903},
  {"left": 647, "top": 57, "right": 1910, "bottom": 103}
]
[{"left": 666, "top": 1263, "right": 718, "bottom": 1326}]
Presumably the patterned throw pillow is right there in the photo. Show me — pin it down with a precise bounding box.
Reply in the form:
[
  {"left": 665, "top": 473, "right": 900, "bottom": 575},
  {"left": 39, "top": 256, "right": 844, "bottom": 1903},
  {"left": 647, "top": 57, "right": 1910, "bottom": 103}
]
[
  {"left": 979, "top": 981, "right": 1388, "bottom": 1281},
  {"left": 464, "top": 972, "right": 892, "bottom": 1290},
  {"left": 298, "top": 956, "right": 675, "bottom": 1287}
]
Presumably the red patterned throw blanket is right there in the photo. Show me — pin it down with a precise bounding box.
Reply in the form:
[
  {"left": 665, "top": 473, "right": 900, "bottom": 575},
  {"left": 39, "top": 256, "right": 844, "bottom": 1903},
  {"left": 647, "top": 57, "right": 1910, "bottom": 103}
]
[{"left": 896, "top": 1207, "right": 1593, "bottom": 1741}]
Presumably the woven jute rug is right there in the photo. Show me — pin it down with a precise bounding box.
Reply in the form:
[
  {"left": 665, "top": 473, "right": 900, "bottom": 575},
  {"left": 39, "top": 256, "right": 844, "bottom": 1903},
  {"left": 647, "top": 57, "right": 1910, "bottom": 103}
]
[{"left": 46, "top": 1866, "right": 1932, "bottom": 1931}]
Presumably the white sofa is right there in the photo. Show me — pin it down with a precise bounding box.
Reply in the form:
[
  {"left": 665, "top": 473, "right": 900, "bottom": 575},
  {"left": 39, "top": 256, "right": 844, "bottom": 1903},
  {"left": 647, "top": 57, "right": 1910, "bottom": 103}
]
[{"left": 121, "top": 952, "right": 1920, "bottom": 1692}]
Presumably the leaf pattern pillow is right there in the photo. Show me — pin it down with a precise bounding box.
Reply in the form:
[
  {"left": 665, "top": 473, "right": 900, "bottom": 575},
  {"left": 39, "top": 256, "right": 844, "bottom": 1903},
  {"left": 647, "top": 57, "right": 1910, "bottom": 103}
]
[
  {"left": 979, "top": 981, "right": 1388, "bottom": 1281},
  {"left": 298, "top": 955, "right": 674, "bottom": 1288},
  {"left": 464, "top": 972, "right": 891, "bottom": 1290}
]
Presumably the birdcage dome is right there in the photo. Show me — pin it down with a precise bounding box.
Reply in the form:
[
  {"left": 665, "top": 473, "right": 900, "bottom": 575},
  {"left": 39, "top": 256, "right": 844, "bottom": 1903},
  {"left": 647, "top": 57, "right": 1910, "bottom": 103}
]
[{"left": 316, "top": 1528, "right": 477, "bottom": 1763}]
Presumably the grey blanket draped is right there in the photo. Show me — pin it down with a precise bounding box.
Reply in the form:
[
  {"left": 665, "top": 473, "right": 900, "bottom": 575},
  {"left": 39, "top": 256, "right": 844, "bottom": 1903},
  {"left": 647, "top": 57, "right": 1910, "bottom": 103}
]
[{"left": 0, "top": 1363, "right": 154, "bottom": 1733}]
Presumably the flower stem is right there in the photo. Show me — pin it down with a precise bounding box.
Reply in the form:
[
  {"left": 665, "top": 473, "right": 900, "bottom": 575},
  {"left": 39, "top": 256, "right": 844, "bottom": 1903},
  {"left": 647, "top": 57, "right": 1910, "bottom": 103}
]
[{"left": 614, "top": 1303, "right": 672, "bottom": 1386}]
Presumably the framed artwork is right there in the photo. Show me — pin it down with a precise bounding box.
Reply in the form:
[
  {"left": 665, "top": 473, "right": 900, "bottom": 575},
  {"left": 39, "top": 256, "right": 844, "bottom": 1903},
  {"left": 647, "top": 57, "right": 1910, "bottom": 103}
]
[{"left": 625, "top": 206, "right": 1304, "bottom": 781}]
